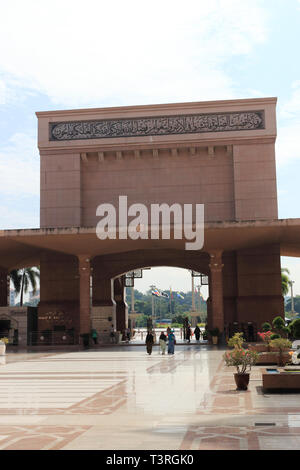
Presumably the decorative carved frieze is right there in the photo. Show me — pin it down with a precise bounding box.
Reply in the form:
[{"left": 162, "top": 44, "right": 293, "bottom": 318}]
[{"left": 49, "top": 110, "right": 265, "bottom": 141}]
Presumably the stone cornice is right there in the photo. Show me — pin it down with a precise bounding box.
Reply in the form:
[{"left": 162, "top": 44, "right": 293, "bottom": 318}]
[{"left": 36, "top": 97, "right": 277, "bottom": 118}]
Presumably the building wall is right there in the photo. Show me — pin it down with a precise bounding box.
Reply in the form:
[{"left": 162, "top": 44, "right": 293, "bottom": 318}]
[
  {"left": 233, "top": 143, "right": 278, "bottom": 220},
  {"left": 80, "top": 146, "right": 235, "bottom": 226},
  {"left": 40, "top": 143, "right": 279, "bottom": 228},
  {"left": 37, "top": 98, "right": 278, "bottom": 229},
  {"left": 40, "top": 153, "right": 82, "bottom": 228}
]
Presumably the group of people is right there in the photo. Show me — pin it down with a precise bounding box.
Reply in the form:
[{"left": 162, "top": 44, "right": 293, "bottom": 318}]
[
  {"left": 186, "top": 325, "right": 202, "bottom": 342},
  {"left": 145, "top": 328, "right": 176, "bottom": 355},
  {"left": 91, "top": 324, "right": 203, "bottom": 349}
]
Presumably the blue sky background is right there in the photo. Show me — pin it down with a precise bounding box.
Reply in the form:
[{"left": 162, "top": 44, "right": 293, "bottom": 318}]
[{"left": 1, "top": 0, "right": 300, "bottom": 295}]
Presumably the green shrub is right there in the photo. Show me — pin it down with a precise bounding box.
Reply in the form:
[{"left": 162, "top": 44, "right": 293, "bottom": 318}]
[
  {"left": 262, "top": 322, "right": 272, "bottom": 332},
  {"left": 270, "top": 333, "right": 281, "bottom": 340},
  {"left": 282, "top": 326, "right": 290, "bottom": 335},
  {"left": 269, "top": 337, "right": 292, "bottom": 351},
  {"left": 272, "top": 316, "right": 285, "bottom": 330},
  {"left": 227, "top": 332, "right": 244, "bottom": 349}
]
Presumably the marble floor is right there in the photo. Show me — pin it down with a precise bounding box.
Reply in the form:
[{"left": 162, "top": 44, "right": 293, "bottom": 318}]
[{"left": 0, "top": 345, "right": 299, "bottom": 450}]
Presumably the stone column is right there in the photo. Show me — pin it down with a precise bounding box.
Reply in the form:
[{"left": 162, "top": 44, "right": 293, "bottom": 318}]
[
  {"left": 209, "top": 251, "right": 224, "bottom": 337},
  {"left": 0, "top": 268, "right": 8, "bottom": 307},
  {"left": 78, "top": 255, "right": 91, "bottom": 337},
  {"left": 114, "top": 276, "right": 128, "bottom": 334}
]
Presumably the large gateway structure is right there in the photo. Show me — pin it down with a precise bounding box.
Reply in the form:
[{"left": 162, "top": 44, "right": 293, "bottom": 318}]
[{"left": 1, "top": 97, "right": 300, "bottom": 344}]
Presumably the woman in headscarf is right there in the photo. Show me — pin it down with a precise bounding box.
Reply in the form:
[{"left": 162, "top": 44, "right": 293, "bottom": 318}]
[
  {"left": 145, "top": 330, "right": 154, "bottom": 355},
  {"left": 159, "top": 331, "right": 167, "bottom": 355},
  {"left": 194, "top": 325, "right": 201, "bottom": 341},
  {"left": 168, "top": 329, "right": 176, "bottom": 355}
]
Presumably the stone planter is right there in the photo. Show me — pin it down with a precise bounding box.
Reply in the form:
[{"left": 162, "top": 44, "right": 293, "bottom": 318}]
[
  {"left": 249, "top": 344, "right": 269, "bottom": 353},
  {"left": 212, "top": 336, "right": 218, "bottom": 345},
  {"left": 256, "top": 352, "right": 291, "bottom": 365},
  {"left": 0, "top": 343, "right": 6, "bottom": 356}
]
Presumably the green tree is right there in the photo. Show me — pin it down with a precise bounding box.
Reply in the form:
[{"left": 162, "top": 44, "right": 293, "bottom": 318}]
[
  {"left": 285, "top": 296, "right": 300, "bottom": 314},
  {"left": 10, "top": 267, "right": 40, "bottom": 306},
  {"left": 281, "top": 268, "right": 291, "bottom": 296}
]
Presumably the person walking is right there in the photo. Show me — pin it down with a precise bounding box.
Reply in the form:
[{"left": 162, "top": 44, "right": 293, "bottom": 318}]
[
  {"left": 110, "top": 324, "right": 116, "bottom": 344},
  {"left": 125, "top": 327, "right": 131, "bottom": 343},
  {"left": 159, "top": 331, "right": 167, "bottom": 355},
  {"left": 194, "top": 325, "right": 201, "bottom": 341},
  {"left": 186, "top": 325, "right": 191, "bottom": 343},
  {"left": 145, "top": 330, "right": 154, "bottom": 355},
  {"left": 91, "top": 328, "right": 98, "bottom": 345},
  {"left": 168, "top": 329, "right": 176, "bottom": 355}
]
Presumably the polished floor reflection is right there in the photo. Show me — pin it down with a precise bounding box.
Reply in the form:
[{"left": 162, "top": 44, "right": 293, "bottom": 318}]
[{"left": 0, "top": 346, "right": 299, "bottom": 450}]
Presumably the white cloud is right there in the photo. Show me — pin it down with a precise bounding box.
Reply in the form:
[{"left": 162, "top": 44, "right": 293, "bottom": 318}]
[
  {"left": 276, "top": 81, "right": 300, "bottom": 166},
  {"left": 0, "top": 0, "right": 267, "bottom": 107},
  {"left": 0, "top": 80, "right": 8, "bottom": 104},
  {"left": 276, "top": 119, "right": 300, "bottom": 166},
  {"left": 0, "top": 203, "right": 39, "bottom": 230},
  {"left": 0, "top": 133, "right": 39, "bottom": 196},
  {"left": 279, "top": 81, "right": 300, "bottom": 120}
]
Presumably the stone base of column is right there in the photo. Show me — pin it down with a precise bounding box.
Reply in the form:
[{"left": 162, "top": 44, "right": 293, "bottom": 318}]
[
  {"left": 38, "top": 301, "right": 79, "bottom": 336},
  {"left": 91, "top": 304, "right": 116, "bottom": 334}
]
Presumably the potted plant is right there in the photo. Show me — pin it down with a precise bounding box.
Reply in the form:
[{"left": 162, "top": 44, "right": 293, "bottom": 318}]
[
  {"left": 0, "top": 337, "right": 9, "bottom": 356},
  {"left": 209, "top": 327, "right": 220, "bottom": 345},
  {"left": 223, "top": 333, "right": 258, "bottom": 390},
  {"left": 269, "top": 337, "right": 292, "bottom": 367}
]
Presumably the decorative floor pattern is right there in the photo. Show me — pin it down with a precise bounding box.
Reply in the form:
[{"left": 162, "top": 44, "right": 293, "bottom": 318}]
[
  {"left": 180, "top": 425, "right": 300, "bottom": 450},
  {"left": 0, "top": 425, "right": 91, "bottom": 450},
  {"left": 0, "top": 347, "right": 300, "bottom": 450}
]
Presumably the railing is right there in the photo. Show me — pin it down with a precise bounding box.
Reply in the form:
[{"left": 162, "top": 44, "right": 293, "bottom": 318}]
[{"left": 29, "top": 331, "right": 79, "bottom": 346}]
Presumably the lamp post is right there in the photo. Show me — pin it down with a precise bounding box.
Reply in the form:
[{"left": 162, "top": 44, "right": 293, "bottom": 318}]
[
  {"left": 131, "top": 286, "right": 135, "bottom": 314},
  {"left": 150, "top": 284, "right": 156, "bottom": 327},
  {"left": 290, "top": 280, "right": 296, "bottom": 316},
  {"left": 191, "top": 273, "right": 196, "bottom": 312}
]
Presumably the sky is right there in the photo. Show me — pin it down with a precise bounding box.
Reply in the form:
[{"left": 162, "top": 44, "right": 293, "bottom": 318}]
[{"left": 1, "top": 0, "right": 300, "bottom": 297}]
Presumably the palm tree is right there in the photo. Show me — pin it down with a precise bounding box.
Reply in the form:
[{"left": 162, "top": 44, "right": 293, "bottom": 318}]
[
  {"left": 281, "top": 268, "right": 291, "bottom": 297},
  {"left": 10, "top": 267, "right": 40, "bottom": 306}
]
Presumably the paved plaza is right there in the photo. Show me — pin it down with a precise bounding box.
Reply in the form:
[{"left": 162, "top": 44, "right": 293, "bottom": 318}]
[{"left": 0, "top": 345, "right": 299, "bottom": 450}]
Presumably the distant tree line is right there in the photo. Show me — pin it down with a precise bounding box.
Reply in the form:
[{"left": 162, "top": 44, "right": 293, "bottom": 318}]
[{"left": 126, "top": 289, "right": 207, "bottom": 327}]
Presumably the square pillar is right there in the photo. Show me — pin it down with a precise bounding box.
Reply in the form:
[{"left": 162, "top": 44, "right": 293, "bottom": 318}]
[
  {"left": 78, "top": 255, "right": 91, "bottom": 336},
  {"left": 236, "top": 244, "right": 284, "bottom": 327},
  {"left": 38, "top": 252, "right": 79, "bottom": 336},
  {"left": 209, "top": 251, "right": 224, "bottom": 335},
  {"left": 0, "top": 268, "right": 8, "bottom": 307},
  {"left": 114, "top": 276, "right": 128, "bottom": 334}
]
